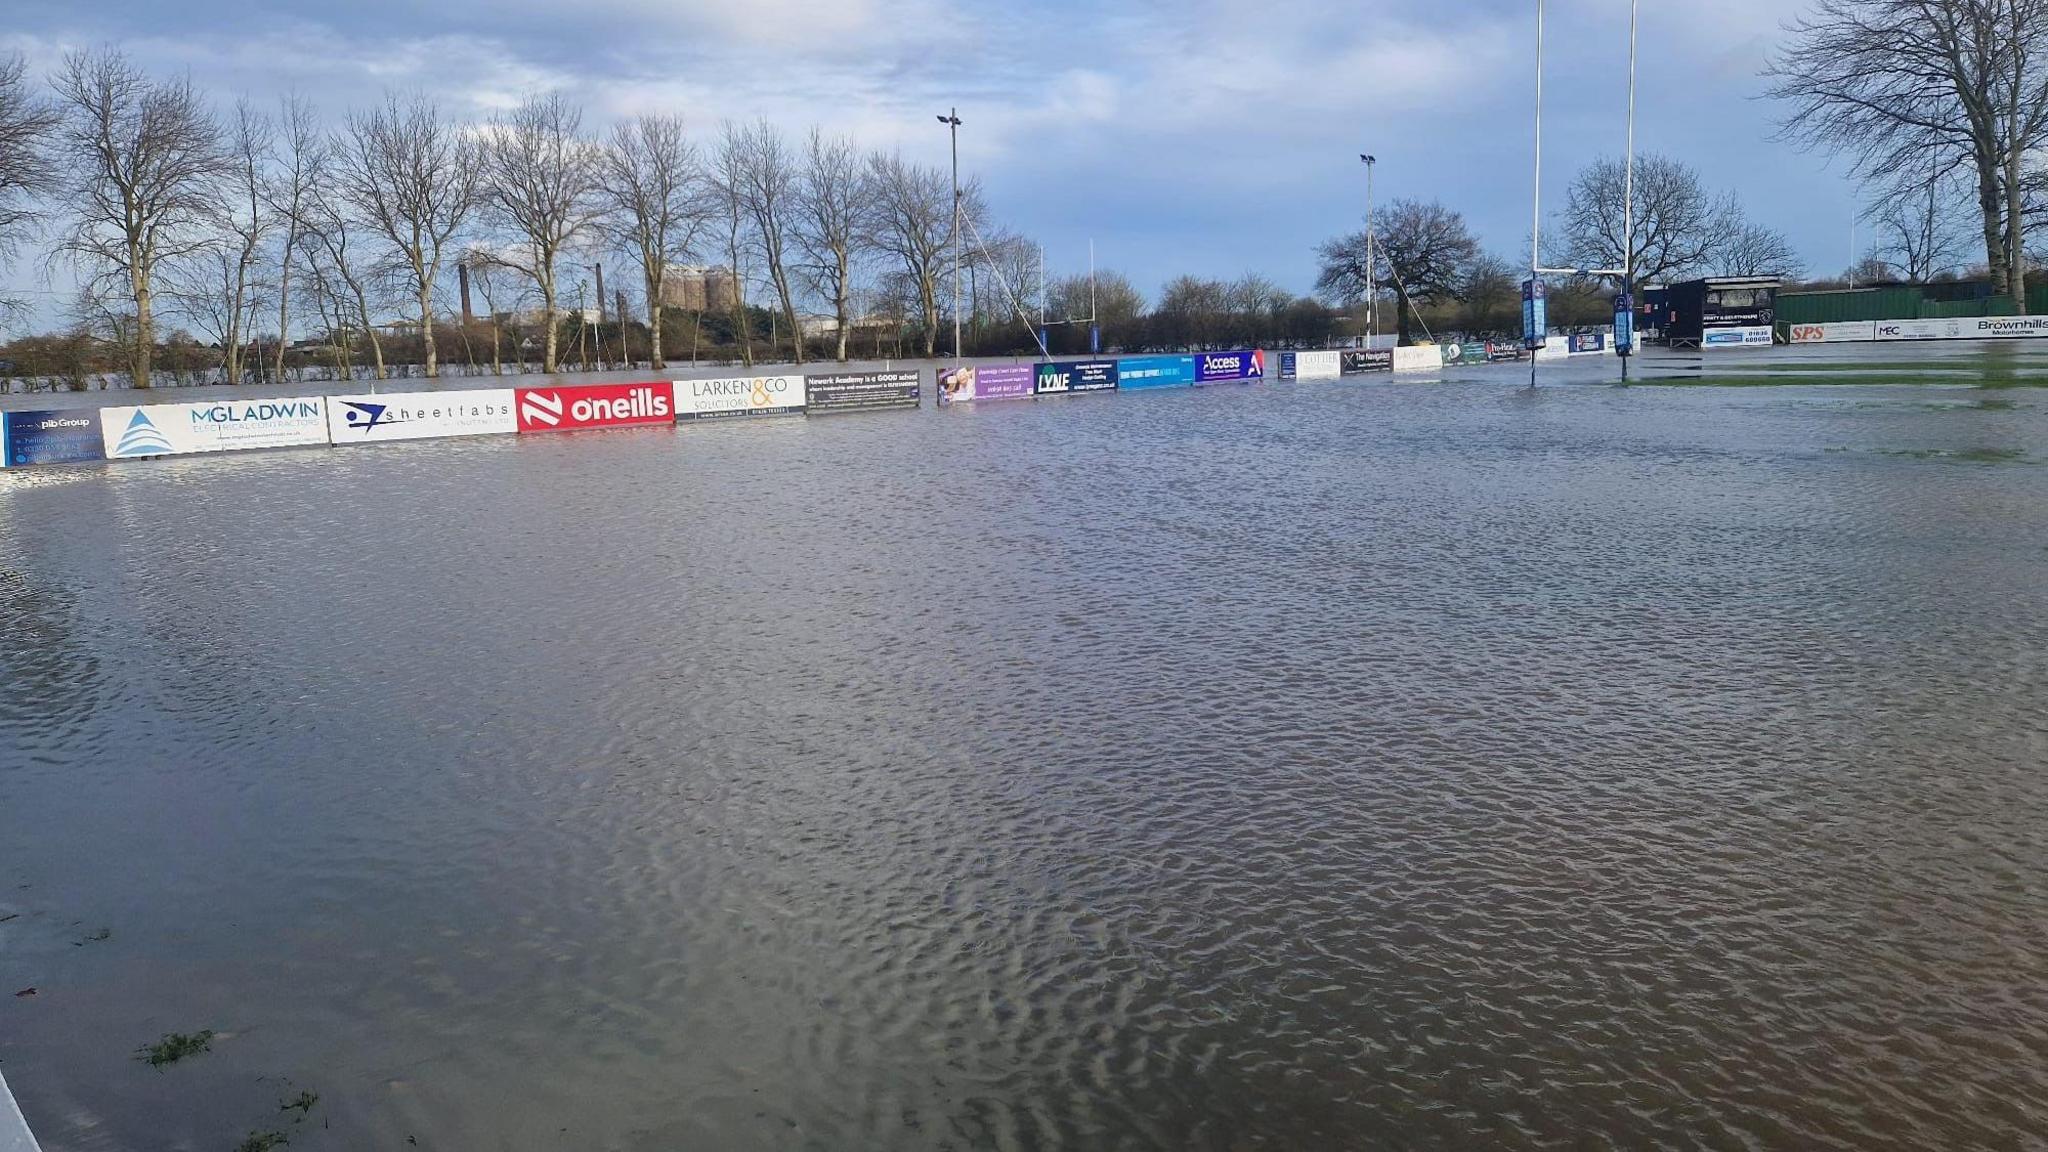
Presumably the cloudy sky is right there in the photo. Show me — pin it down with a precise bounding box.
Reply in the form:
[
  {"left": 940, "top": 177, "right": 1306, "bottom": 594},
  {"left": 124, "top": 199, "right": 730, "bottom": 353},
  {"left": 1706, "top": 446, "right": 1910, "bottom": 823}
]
[{"left": 5, "top": 0, "right": 1856, "bottom": 321}]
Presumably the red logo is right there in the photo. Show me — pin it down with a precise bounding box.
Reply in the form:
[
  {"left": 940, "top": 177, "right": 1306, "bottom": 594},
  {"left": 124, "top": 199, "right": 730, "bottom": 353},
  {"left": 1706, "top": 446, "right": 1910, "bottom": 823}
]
[
  {"left": 514, "top": 383, "right": 673, "bottom": 432},
  {"left": 1791, "top": 325, "right": 1825, "bottom": 343}
]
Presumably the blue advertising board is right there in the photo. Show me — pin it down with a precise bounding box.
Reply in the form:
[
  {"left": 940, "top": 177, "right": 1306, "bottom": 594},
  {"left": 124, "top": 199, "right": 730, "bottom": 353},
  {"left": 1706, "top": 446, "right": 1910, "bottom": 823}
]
[
  {"left": 1194, "top": 349, "right": 1264, "bottom": 383},
  {"left": 1117, "top": 355, "right": 1195, "bottom": 389},
  {"left": 4, "top": 408, "right": 106, "bottom": 466},
  {"left": 1613, "top": 292, "right": 1635, "bottom": 354},
  {"left": 1035, "top": 359, "right": 1118, "bottom": 394},
  {"left": 1279, "top": 352, "right": 1296, "bottom": 380},
  {"left": 1569, "top": 332, "right": 1607, "bottom": 354}
]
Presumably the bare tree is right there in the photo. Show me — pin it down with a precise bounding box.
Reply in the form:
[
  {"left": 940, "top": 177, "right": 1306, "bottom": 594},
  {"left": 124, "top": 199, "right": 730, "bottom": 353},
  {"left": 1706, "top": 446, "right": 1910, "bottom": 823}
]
[
  {"left": 0, "top": 51, "right": 59, "bottom": 326},
  {"left": 266, "top": 93, "right": 322, "bottom": 383},
  {"left": 185, "top": 99, "right": 274, "bottom": 385},
  {"left": 865, "top": 151, "right": 958, "bottom": 357},
  {"left": 1870, "top": 164, "right": 1970, "bottom": 281},
  {"left": 335, "top": 93, "right": 480, "bottom": 377},
  {"left": 1715, "top": 216, "right": 1805, "bottom": 278},
  {"left": 1317, "top": 198, "right": 1477, "bottom": 344},
  {"left": 710, "top": 124, "right": 755, "bottom": 366},
  {"left": 597, "top": 113, "right": 705, "bottom": 371},
  {"left": 794, "top": 127, "right": 866, "bottom": 361},
  {"left": 1555, "top": 154, "right": 1719, "bottom": 286},
  {"left": 731, "top": 120, "right": 802, "bottom": 363},
  {"left": 304, "top": 177, "right": 388, "bottom": 380},
  {"left": 1767, "top": 0, "right": 2048, "bottom": 308},
  {"left": 478, "top": 92, "right": 603, "bottom": 375},
  {"left": 51, "top": 47, "right": 221, "bottom": 387}
]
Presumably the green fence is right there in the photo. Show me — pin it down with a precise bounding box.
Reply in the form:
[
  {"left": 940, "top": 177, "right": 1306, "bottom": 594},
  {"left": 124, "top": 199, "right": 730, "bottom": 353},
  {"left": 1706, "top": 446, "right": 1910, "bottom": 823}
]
[{"left": 1779, "top": 287, "right": 2025, "bottom": 325}]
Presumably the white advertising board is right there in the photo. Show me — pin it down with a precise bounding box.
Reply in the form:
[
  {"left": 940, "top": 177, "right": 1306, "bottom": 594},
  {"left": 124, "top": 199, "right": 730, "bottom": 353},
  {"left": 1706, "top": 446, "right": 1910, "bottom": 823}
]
[
  {"left": 1788, "top": 322, "right": 1876, "bottom": 344},
  {"left": 1534, "top": 341, "right": 1570, "bottom": 362},
  {"left": 1873, "top": 318, "right": 1964, "bottom": 341},
  {"left": 1703, "top": 326, "right": 1775, "bottom": 348},
  {"left": 326, "top": 390, "right": 516, "bottom": 444},
  {"left": 673, "top": 374, "right": 805, "bottom": 419},
  {"left": 1968, "top": 316, "right": 2048, "bottom": 338},
  {"left": 1294, "top": 351, "right": 1341, "bottom": 380},
  {"left": 1391, "top": 346, "right": 1441, "bottom": 374},
  {"left": 100, "top": 396, "right": 329, "bottom": 459}
]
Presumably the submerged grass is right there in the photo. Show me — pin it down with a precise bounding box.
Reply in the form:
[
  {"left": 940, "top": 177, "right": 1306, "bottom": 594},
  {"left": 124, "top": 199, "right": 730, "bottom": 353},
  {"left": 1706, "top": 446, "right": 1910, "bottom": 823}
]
[
  {"left": 135, "top": 1030, "right": 214, "bottom": 1068},
  {"left": 233, "top": 1132, "right": 289, "bottom": 1152}
]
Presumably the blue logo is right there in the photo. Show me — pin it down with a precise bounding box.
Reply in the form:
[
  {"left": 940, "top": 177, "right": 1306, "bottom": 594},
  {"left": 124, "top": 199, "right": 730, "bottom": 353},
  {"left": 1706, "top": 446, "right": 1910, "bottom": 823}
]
[
  {"left": 112, "top": 409, "right": 174, "bottom": 457},
  {"left": 341, "top": 401, "right": 396, "bottom": 433}
]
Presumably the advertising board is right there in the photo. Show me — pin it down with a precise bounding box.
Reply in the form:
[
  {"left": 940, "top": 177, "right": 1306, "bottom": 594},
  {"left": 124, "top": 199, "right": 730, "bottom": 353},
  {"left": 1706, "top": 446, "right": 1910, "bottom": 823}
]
[
  {"left": 673, "top": 374, "right": 805, "bottom": 419},
  {"left": 1391, "top": 346, "right": 1441, "bottom": 373},
  {"left": 1194, "top": 349, "right": 1264, "bottom": 383},
  {"left": 1034, "top": 360, "right": 1118, "bottom": 394},
  {"left": 1278, "top": 352, "right": 1295, "bottom": 380},
  {"left": 1970, "top": 316, "right": 2048, "bottom": 338},
  {"left": 100, "top": 397, "right": 329, "bottom": 459},
  {"left": 1788, "top": 322, "right": 1877, "bottom": 344},
  {"left": 1116, "top": 355, "right": 1195, "bottom": 389},
  {"left": 1486, "top": 343, "right": 1527, "bottom": 363},
  {"left": 1294, "top": 350, "right": 1341, "bottom": 380},
  {"left": 1522, "top": 278, "right": 1547, "bottom": 348},
  {"left": 1568, "top": 332, "right": 1607, "bottom": 354},
  {"left": 514, "top": 382, "right": 673, "bottom": 433},
  {"left": 5, "top": 409, "right": 105, "bottom": 466},
  {"left": 1439, "top": 342, "right": 1490, "bottom": 365},
  {"left": 1341, "top": 349, "right": 1393, "bottom": 374},
  {"left": 1703, "top": 326, "right": 1775, "bottom": 347},
  {"left": 806, "top": 369, "right": 921, "bottom": 412},
  {"left": 938, "top": 364, "right": 1036, "bottom": 404},
  {"left": 327, "top": 390, "right": 516, "bottom": 444}
]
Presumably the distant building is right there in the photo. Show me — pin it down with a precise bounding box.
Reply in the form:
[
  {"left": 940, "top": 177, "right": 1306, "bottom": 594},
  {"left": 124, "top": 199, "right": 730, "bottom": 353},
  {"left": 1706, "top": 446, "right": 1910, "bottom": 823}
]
[
  {"left": 492, "top": 306, "right": 601, "bottom": 327},
  {"left": 659, "top": 265, "right": 739, "bottom": 312}
]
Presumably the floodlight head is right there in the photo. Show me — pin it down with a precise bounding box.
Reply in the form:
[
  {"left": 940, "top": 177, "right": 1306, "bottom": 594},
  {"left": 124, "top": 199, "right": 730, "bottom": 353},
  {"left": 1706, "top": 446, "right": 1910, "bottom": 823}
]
[{"left": 1361, "top": 154, "right": 1375, "bottom": 164}]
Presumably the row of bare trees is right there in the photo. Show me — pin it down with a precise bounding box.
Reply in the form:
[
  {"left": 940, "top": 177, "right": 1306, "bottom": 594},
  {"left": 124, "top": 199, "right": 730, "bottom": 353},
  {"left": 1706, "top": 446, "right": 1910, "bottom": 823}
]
[{"left": 0, "top": 46, "right": 1031, "bottom": 387}]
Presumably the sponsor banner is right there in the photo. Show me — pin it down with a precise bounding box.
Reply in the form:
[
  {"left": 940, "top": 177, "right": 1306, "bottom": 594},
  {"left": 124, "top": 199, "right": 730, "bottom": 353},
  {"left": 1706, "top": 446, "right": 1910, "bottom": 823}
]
[
  {"left": 1569, "top": 332, "right": 1607, "bottom": 354},
  {"left": 1874, "top": 318, "right": 1964, "bottom": 341},
  {"left": 1789, "top": 322, "right": 1876, "bottom": 344},
  {"left": 1279, "top": 352, "right": 1296, "bottom": 380},
  {"left": 327, "top": 389, "right": 516, "bottom": 444},
  {"left": 1971, "top": 316, "right": 2048, "bottom": 338},
  {"left": 515, "top": 382, "right": 672, "bottom": 432},
  {"left": 1117, "top": 355, "right": 1196, "bottom": 389},
  {"left": 100, "top": 397, "right": 329, "bottom": 459},
  {"left": 1035, "top": 360, "right": 1119, "bottom": 395},
  {"left": 1195, "top": 349, "right": 1264, "bottom": 383},
  {"left": 5, "top": 408, "right": 105, "bottom": 466},
  {"left": 1295, "top": 350, "right": 1341, "bottom": 380},
  {"left": 938, "top": 364, "right": 1036, "bottom": 404},
  {"left": 674, "top": 373, "right": 805, "bottom": 420},
  {"left": 1440, "top": 342, "right": 1490, "bottom": 365},
  {"left": 807, "top": 369, "right": 921, "bottom": 413},
  {"left": 1486, "top": 343, "right": 1527, "bottom": 363},
  {"left": 1703, "top": 326, "right": 1774, "bottom": 348},
  {"left": 1534, "top": 341, "right": 1571, "bottom": 362},
  {"left": 1391, "top": 346, "right": 1441, "bottom": 373},
  {"left": 1341, "top": 349, "right": 1393, "bottom": 374}
]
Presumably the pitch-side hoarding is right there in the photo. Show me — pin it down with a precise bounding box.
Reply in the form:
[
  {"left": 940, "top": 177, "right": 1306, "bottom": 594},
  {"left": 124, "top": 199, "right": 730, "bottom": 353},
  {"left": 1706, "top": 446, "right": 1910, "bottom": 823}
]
[
  {"left": 515, "top": 382, "right": 673, "bottom": 433},
  {"left": 1294, "top": 351, "right": 1340, "bottom": 380},
  {"left": 1035, "top": 360, "right": 1118, "bottom": 394},
  {"left": 1194, "top": 350, "right": 1264, "bottom": 383},
  {"left": 327, "top": 390, "right": 517, "bottom": 444},
  {"left": 5, "top": 409, "right": 105, "bottom": 466},
  {"left": 1788, "top": 322, "right": 1877, "bottom": 344},
  {"left": 674, "top": 374, "right": 805, "bottom": 419},
  {"left": 807, "top": 370, "right": 922, "bottom": 412},
  {"left": 1391, "top": 346, "right": 1441, "bottom": 373},
  {"left": 1703, "top": 326, "right": 1775, "bottom": 347},
  {"left": 100, "top": 397, "right": 329, "bottom": 459},
  {"left": 1341, "top": 349, "right": 1393, "bottom": 374},
  {"left": 1116, "top": 355, "right": 1196, "bottom": 388},
  {"left": 937, "top": 364, "right": 1035, "bottom": 404}
]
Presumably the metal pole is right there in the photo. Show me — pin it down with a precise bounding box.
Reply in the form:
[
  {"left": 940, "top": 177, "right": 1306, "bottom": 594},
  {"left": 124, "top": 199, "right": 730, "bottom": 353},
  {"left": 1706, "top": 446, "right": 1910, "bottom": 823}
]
[
  {"left": 1531, "top": 0, "right": 1545, "bottom": 388},
  {"left": 1363, "top": 154, "right": 1377, "bottom": 345},
  {"left": 945, "top": 109, "right": 963, "bottom": 362},
  {"left": 1622, "top": 0, "right": 1637, "bottom": 382}
]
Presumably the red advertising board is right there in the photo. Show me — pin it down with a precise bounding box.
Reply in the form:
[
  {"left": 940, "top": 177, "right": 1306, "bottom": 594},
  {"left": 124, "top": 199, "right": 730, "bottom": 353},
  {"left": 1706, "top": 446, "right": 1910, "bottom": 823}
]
[{"left": 514, "top": 382, "right": 673, "bottom": 433}]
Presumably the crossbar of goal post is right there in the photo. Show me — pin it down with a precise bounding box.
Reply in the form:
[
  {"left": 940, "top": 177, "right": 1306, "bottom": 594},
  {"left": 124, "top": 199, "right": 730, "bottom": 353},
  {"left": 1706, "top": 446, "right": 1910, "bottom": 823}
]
[{"left": 1527, "top": 0, "right": 1639, "bottom": 387}]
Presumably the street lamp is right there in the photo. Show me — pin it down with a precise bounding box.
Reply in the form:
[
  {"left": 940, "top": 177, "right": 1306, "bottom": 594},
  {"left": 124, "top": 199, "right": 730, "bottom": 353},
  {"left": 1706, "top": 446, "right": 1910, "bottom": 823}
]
[
  {"left": 1359, "top": 154, "right": 1376, "bottom": 346},
  {"left": 937, "top": 109, "right": 963, "bottom": 362}
]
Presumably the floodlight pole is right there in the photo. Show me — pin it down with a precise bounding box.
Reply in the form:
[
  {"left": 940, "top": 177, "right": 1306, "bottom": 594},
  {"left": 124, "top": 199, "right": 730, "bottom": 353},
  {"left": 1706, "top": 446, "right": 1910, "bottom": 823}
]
[
  {"left": 939, "top": 109, "right": 963, "bottom": 362},
  {"left": 1531, "top": 0, "right": 1546, "bottom": 388},
  {"left": 1621, "top": 0, "right": 1637, "bottom": 382},
  {"left": 1361, "top": 154, "right": 1377, "bottom": 344}
]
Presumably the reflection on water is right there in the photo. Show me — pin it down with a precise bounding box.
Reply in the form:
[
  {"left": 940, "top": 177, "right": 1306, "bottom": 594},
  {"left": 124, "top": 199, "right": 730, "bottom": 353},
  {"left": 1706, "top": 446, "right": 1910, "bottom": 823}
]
[{"left": 2, "top": 380, "right": 2046, "bottom": 1150}]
